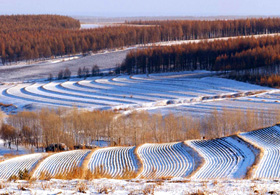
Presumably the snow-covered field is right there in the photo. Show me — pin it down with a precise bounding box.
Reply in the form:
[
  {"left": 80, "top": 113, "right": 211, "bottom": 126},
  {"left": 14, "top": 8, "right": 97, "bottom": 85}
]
[
  {"left": 0, "top": 125, "right": 280, "bottom": 193},
  {"left": 2, "top": 71, "right": 280, "bottom": 116},
  {"left": 187, "top": 136, "right": 256, "bottom": 179},
  {"left": 240, "top": 125, "right": 280, "bottom": 179},
  {"left": 33, "top": 150, "right": 90, "bottom": 178},
  {"left": 88, "top": 146, "right": 138, "bottom": 178},
  {"left": 137, "top": 142, "right": 198, "bottom": 179},
  {"left": 0, "top": 153, "right": 45, "bottom": 179},
  {"left": 1, "top": 125, "right": 280, "bottom": 181},
  {"left": 0, "top": 178, "right": 280, "bottom": 194}
]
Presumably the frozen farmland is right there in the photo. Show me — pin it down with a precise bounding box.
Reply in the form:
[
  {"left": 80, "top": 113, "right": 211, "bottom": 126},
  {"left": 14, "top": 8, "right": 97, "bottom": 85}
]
[
  {"left": 2, "top": 71, "right": 280, "bottom": 116},
  {"left": 87, "top": 146, "right": 138, "bottom": 178},
  {"left": 1, "top": 125, "right": 280, "bottom": 180},
  {"left": 0, "top": 153, "right": 45, "bottom": 179},
  {"left": 33, "top": 150, "right": 90, "bottom": 178}
]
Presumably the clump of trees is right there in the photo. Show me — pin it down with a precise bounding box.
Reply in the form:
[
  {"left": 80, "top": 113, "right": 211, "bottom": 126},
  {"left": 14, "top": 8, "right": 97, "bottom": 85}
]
[
  {"left": 2, "top": 16, "right": 280, "bottom": 65},
  {"left": 1, "top": 107, "right": 279, "bottom": 150},
  {"left": 0, "top": 15, "right": 80, "bottom": 33},
  {"left": 118, "top": 36, "right": 280, "bottom": 74}
]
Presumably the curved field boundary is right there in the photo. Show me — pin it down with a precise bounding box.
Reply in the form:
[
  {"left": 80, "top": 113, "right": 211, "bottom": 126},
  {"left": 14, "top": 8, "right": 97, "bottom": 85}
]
[
  {"left": 58, "top": 81, "right": 143, "bottom": 104},
  {"left": 0, "top": 153, "right": 45, "bottom": 179},
  {"left": 240, "top": 125, "right": 280, "bottom": 179},
  {"left": 33, "top": 150, "right": 90, "bottom": 178},
  {"left": 137, "top": 142, "right": 195, "bottom": 179},
  {"left": 3, "top": 84, "right": 77, "bottom": 107},
  {"left": 88, "top": 146, "right": 138, "bottom": 178},
  {"left": 187, "top": 136, "right": 255, "bottom": 179}
]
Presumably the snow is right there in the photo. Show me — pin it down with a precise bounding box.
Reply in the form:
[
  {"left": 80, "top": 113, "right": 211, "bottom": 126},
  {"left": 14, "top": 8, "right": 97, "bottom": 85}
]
[
  {"left": 88, "top": 146, "right": 138, "bottom": 178},
  {"left": 240, "top": 125, "right": 280, "bottom": 179},
  {"left": 0, "top": 139, "right": 31, "bottom": 159},
  {"left": 187, "top": 136, "right": 255, "bottom": 179},
  {"left": 2, "top": 71, "right": 279, "bottom": 116},
  {"left": 137, "top": 142, "right": 196, "bottom": 179},
  {"left": 33, "top": 150, "right": 90, "bottom": 178},
  {"left": 0, "top": 178, "right": 280, "bottom": 194},
  {"left": 0, "top": 153, "right": 45, "bottom": 179}
]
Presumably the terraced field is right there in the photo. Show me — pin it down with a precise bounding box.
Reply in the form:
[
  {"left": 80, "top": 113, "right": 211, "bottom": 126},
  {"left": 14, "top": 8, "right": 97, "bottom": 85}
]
[
  {"left": 33, "top": 150, "right": 90, "bottom": 178},
  {"left": 187, "top": 136, "right": 255, "bottom": 179},
  {"left": 0, "top": 153, "right": 45, "bottom": 179},
  {"left": 137, "top": 142, "right": 196, "bottom": 179},
  {"left": 240, "top": 125, "right": 280, "bottom": 179},
  {"left": 2, "top": 71, "right": 279, "bottom": 116},
  {"left": 87, "top": 146, "right": 138, "bottom": 178},
  {"left": 2, "top": 125, "right": 280, "bottom": 180}
]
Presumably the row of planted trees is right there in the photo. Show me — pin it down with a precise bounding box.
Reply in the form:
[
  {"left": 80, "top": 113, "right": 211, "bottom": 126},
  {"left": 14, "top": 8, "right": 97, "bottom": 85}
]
[
  {"left": 118, "top": 36, "right": 280, "bottom": 75},
  {"left": 2, "top": 16, "right": 280, "bottom": 65},
  {"left": 0, "top": 107, "right": 279, "bottom": 151}
]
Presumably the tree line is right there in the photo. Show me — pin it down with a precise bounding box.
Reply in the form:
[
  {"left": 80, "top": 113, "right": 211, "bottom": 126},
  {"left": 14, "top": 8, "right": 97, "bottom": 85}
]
[
  {"left": 0, "top": 107, "right": 279, "bottom": 151},
  {"left": 117, "top": 36, "right": 280, "bottom": 75},
  {"left": 127, "top": 18, "right": 280, "bottom": 39},
  {"left": 48, "top": 65, "right": 100, "bottom": 80},
  {"left": 0, "top": 15, "right": 80, "bottom": 33},
  {"left": 2, "top": 16, "right": 280, "bottom": 65}
]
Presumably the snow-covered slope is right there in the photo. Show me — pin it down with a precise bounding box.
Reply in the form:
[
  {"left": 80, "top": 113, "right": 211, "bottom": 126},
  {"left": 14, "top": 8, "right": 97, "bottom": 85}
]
[
  {"left": 240, "top": 125, "right": 280, "bottom": 179},
  {"left": 187, "top": 136, "right": 255, "bottom": 179},
  {"left": 88, "top": 146, "right": 138, "bottom": 178},
  {"left": 137, "top": 142, "right": 196, "bottom": 179},
  {"left": 0, "top": 153, "right": 45, "bottom": 179},
  {"left": 2, "top": 71, "right": 278, "bottom": 117},
  {"left": 33, "top": 150, "right": 90, "bottom": 178}
]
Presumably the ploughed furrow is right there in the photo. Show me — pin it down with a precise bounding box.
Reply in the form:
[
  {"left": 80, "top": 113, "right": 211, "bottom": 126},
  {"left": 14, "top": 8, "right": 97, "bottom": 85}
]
[
  {"left": 88, "top": 146, "right": 138, "bottom": 178},
  {"left": 187, "top": 136, "right": 255, "bottom": 179},
  {"left": 42, "top": 82, "right": 130, "bottom": 105},
  {"left": 59, "top": 81, "right": 146, "bottom": 104},
  {"left": 26, "top": 83, "right": 107, "bottom": 107},
  {"left": 95, "top": 78, "right": 192, "bottom": 98},
  {"left": 33, "top": 150, "right": 90, "bottom": 178},
  {"left": 137, "top": 142, "right": 194, "bottom": 179},
  {"left": 0, "top": 153, "right": 45, "bottom": 179},
  {"left": 76, "top": 80, "right": 159, "bottom": 101},
  {"left": 240, "top": 125, "right": 280, "bottom": 179},
  {"left": 3, "top": 84, "right": 75, "bottom": 107}
]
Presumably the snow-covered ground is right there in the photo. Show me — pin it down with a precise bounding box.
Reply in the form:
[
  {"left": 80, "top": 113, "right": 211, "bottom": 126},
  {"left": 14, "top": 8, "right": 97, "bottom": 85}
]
[
  {"left": 88, "top": 146, "right": 138, "bottom": 178},
  {"left": 187, "top": 136, "right": 255, "bottom": 179},
  {"left": 240, "top": 125, "right": 280, "bottom": 179},
  {"left": 0, "top": 139, "right": 31, "bottom": 159},
  {"left": 1, "top": 71, "right": 280, "bottom": 117},
  {"left": 0, "top": 178, "right": 280, "bottom": 194},
  {"left": 0, "top": 153, "right": 45, "bottom": 179},
  {"left": 33, "top": 150, "right": 90, "bottom": 178},
  {"left": 137, "top": 142, "right": 198, "bottom": 179},
  {"left": 1, "top": 125, "right": 280, "bottom": 193}
]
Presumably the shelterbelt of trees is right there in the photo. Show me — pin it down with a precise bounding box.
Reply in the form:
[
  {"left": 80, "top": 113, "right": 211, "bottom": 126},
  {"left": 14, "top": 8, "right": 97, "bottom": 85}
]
[
  {"left": 0, "top": 15, "right": 80, "bottom": 32},
  {"left": 0, "top": 108, "right": 279, "bottom": 149},
  {"left": 118, "top": 36, "right": 280, "bottom": 74},
  {"left": 2, "top": 16, "right": 280, "bottom": 65}
]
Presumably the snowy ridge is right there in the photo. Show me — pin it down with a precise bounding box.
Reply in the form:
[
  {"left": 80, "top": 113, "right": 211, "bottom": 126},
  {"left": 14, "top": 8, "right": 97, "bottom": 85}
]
[
  {"left": 187, "top": 136, "right": 255, "bottom": 179},
  {"left": 137, "top": 142, "right": 194, "bottom": 179},
  {"left": 240, "top": 125, "right": 280, "bottom": 179},
  {"left": 33, "top": 150, "right": 90, "bottom": 178},
  {"left": 88, "top": 146, "right": 138, "bottom": 178},
  {"left": 0, "top": 153, "right": 45, "bottom": 179}
]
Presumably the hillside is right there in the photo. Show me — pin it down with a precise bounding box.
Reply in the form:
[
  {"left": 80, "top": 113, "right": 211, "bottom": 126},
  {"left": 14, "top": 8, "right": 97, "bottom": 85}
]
[{"left": 1, "top": 124, "right": 280, "bottom": 181}]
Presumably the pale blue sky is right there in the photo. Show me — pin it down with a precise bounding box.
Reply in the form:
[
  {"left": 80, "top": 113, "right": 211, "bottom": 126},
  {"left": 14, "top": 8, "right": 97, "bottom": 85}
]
[{"left": 0, "top": 0, "right": 279, "bottom": 17}]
